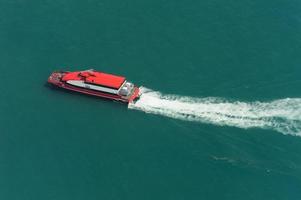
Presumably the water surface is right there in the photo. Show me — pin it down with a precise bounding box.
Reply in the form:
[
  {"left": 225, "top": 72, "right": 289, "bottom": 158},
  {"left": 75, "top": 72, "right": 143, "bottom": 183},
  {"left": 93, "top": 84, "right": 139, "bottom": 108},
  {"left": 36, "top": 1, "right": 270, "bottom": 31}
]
[{"left": 0, "top": 0, "right": 301, "bottom": 199}]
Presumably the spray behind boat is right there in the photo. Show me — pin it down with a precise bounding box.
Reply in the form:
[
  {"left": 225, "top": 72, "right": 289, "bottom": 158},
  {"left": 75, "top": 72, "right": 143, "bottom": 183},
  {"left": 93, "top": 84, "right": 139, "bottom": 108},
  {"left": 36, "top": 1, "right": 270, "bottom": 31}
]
[{"left": 129, "top": 87, "right": 301, "bottom": 136}]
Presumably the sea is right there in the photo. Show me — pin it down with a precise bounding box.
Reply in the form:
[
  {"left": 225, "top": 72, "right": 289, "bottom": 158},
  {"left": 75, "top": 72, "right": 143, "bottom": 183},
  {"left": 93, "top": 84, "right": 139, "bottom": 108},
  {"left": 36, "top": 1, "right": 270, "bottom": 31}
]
[{"left": 0, "top": 0, "right": 301, "bottom": 199}]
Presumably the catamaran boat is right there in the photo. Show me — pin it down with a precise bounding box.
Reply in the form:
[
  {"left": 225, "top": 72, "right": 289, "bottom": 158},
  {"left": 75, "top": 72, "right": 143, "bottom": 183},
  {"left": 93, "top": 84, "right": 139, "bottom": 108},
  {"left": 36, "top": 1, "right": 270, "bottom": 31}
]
[{"left": 48, "top": 69, "right": 140, "bottom": 103}]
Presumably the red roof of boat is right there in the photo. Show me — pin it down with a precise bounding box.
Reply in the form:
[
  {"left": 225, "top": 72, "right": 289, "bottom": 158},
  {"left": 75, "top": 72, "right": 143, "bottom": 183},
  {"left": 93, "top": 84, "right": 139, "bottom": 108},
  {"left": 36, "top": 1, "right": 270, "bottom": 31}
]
[{"left": 62, "top": 71, "right": 126, "bottom": 89}]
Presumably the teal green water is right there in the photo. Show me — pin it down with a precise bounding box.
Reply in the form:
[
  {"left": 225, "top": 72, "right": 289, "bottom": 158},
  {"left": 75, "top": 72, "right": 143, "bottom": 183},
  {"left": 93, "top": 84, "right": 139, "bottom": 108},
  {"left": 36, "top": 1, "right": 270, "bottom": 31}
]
[{"left": 1, "top": 0, "right": 301, "bottom": 199}]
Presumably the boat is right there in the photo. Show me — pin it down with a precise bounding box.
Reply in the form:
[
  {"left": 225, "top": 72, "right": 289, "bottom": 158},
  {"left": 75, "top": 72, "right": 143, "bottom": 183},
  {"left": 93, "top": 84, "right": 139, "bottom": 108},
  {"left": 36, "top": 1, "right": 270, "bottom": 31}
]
[{"left": 47, "top": 69, "right": 140, "bottom": 103}]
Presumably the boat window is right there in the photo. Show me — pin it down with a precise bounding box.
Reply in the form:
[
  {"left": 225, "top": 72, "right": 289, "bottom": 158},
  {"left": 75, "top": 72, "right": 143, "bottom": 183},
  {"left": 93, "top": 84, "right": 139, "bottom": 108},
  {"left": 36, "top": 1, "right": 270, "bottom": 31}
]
[{"left": 118, "top": 82, "right": 134, "bottom": 96}]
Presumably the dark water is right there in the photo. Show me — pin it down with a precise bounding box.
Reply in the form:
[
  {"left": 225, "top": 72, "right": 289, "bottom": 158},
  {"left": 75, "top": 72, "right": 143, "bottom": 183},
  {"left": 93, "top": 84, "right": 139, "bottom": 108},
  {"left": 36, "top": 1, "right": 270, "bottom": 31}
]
[{"left": 1, "top": 0, "right": 301, "bottom": 199}]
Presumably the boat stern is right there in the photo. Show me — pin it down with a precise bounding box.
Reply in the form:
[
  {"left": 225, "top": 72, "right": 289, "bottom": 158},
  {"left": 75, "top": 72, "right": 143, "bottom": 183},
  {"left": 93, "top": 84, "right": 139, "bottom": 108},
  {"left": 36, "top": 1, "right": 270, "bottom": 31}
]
[{"left": 128, "top": 86, "right": 141, "bottom": 103}]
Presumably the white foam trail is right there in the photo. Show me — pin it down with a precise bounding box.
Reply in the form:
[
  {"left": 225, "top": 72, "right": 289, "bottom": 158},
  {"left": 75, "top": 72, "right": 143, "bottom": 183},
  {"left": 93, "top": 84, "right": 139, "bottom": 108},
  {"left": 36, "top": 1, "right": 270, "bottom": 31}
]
[{"left": 128, "top": 87, "right": 301, "bottom": 136}]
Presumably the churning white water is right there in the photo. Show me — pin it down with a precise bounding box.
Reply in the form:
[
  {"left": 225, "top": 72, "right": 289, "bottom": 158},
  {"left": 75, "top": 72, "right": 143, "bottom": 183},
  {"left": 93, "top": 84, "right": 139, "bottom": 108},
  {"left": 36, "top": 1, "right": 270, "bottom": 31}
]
[{"left": 128, "top": 87, "right": 301, "bottom": 136}]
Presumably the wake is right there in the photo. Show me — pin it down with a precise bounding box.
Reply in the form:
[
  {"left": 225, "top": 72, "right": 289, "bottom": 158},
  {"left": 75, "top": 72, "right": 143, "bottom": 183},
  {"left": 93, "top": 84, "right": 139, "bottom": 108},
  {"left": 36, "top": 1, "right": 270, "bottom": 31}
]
[{"left": 128, "top": 87, "right": 301, "bottom": 136}]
